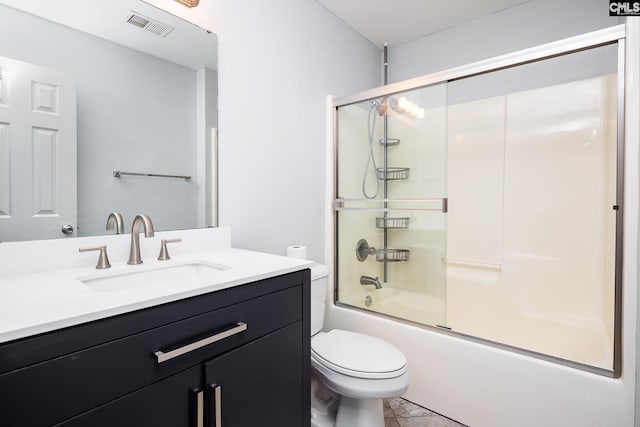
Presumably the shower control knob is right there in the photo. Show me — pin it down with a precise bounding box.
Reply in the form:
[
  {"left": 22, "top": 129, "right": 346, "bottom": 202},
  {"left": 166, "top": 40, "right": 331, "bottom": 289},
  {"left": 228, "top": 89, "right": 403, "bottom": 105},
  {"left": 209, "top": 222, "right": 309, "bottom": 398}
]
[
  {"left": 356, "top": 239, "right": 376, "bottom": 262},
  {"left": 61, "top": 224, "right": 74, "bottom": 235}
]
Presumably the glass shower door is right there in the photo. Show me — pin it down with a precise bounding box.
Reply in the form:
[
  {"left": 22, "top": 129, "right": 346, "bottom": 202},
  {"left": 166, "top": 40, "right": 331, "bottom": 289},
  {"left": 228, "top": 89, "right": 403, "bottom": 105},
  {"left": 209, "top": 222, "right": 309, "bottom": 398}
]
[
  {"left": 332, "top": 28, "right": 623, "bottom": 375},
  {"left": 334, "top": 83, "right": 448, "bottom": 328}
]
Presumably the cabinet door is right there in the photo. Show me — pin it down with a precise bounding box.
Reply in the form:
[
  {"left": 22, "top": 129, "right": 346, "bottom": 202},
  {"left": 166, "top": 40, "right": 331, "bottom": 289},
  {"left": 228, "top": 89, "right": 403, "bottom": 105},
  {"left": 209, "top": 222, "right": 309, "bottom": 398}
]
[
  {"left": 58, "top": 365, "right": 203, "bottom": 427},
  {"left": 204, "top": 322, "right": 306, "bottom": 427}
]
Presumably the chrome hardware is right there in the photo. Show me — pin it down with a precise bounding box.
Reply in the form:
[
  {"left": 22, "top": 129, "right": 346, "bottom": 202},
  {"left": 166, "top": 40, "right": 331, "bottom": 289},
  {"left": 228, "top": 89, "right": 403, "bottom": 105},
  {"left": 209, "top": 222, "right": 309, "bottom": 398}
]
[
  {"left": 105, "top": 212, "right": 124, "bottom": 234},
  {"left": 127, "top": 214, "right": 155, "bottom": 265},
  {"left": 334, "top": 197, "right": 448, "bottom": 213},
  {"left": 214, "top": 385, "right": 222, "bottom": 426},
  {"left": 356, "top": 239, "right": 375, "bottom": 262},
  {"left": 356, "top": 239, "right": 410, "bottom": 263},
  {"left": 154, "top": 322, "right": 248, "bottom": 364},
  {"left": 360, "top": 275, "right": 382, "bottom": 289},
  {"left": 211, "top": 385, "right": 222, "bottom": 427},
  {"left": 195, "top": 390, "right": 204, "bottom": 427},
  {"left": 79, "top": 245, "right": 111, "bottom": 269},
  {"left": 158, "top": 238, "right": 182, "bottom": 261},
  {"left": 61, "top": 224, "right": 74, "bottom": 235},
  {"left": 113, "top": 170, "right": 191, "bottom": 180},
  {"left": 209, "top": 384, "right": 222, "bottom": 427}
]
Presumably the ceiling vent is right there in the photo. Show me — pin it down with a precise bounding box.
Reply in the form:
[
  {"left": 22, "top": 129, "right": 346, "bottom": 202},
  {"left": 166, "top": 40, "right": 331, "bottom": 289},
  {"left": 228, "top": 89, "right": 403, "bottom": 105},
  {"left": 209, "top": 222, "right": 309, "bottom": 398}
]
[{"left": 126, "top": 12, "right": 174, "bottom": 38}]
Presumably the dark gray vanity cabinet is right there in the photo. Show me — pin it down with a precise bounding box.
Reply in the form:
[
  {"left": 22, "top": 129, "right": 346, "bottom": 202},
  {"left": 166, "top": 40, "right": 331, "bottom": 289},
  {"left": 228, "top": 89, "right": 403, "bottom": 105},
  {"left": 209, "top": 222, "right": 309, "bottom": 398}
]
[
  {"left": 0, "top": 269, "right": 311, "bottom": 427},
  {"left": 58, "top": 365, "right": 204, "bottom": 427},
  {"left": 204, "top": 323, "right": 304, "bottom": 426}
]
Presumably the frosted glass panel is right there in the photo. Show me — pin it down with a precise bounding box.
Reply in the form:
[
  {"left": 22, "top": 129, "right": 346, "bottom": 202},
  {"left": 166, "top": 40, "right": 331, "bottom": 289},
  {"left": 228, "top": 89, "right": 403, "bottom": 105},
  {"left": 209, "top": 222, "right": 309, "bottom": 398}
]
[
  {"left": 446, "top": 44, "right": 618, "bottom": 370},
  {"left": 335, "top": 42, "right": 620, "bottom": 373}
]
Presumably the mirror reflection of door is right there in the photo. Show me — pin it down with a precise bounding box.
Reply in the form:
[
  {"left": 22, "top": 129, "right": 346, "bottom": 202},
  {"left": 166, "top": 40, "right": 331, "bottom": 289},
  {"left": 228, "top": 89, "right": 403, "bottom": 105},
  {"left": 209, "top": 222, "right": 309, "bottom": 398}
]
[{"left": 0, "top": 56, "right": 77, "bottom": 241}]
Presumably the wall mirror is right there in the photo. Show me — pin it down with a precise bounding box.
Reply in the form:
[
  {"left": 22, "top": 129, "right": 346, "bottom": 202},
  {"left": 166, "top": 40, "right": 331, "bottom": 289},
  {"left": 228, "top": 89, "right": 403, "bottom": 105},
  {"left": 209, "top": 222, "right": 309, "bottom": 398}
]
[{"left": 0, "top": 0, "right": 218, "bottom": 242}]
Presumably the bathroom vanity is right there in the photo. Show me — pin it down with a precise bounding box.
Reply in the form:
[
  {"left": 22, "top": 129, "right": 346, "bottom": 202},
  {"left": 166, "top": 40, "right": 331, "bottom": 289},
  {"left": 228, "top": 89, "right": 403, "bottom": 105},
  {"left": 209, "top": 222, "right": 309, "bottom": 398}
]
[{"left": 0, "top": 228, "right": 312, "bottom": 427}]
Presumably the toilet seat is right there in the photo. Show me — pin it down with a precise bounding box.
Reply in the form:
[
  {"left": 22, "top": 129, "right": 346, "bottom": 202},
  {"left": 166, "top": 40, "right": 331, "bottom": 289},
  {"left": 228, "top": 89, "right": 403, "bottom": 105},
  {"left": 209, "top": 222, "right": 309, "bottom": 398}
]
[{"left": 311, "top": 329, "right": 407, "bottom": 379}]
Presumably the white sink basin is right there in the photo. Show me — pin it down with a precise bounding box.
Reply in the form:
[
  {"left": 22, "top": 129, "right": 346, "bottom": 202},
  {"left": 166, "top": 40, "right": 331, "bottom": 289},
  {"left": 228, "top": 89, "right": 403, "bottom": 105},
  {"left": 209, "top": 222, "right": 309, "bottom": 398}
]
[{"left": 79, "top": 261, "right": 229, "bottom": 292}]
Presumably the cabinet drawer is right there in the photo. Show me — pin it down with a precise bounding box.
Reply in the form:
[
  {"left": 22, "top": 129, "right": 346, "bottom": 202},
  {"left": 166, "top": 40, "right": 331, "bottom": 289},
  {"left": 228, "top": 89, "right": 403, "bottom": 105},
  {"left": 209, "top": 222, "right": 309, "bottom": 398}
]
[
  {"left": 0, "top": 285, "right": 302, "bottom": 427},
  {"left": 56, "top": 365, "right": 203, "bottom": 427}
]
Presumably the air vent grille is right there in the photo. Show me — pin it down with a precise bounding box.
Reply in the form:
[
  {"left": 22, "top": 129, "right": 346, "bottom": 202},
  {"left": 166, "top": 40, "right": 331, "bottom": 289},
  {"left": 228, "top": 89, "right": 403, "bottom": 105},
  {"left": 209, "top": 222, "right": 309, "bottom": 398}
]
[
  {"left": 126, "top": 12, "right": 173, "bottom": 38},
  {"left": 126, "top": 14, "right": 149, "bottom": 28}
]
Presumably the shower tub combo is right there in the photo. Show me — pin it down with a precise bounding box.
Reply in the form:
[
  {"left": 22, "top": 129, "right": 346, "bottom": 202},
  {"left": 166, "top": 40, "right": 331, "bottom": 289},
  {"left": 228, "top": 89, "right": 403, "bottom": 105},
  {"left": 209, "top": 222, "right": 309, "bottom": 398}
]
[{"left": 327, "top": 25, "right": 632, "bottom": 427}]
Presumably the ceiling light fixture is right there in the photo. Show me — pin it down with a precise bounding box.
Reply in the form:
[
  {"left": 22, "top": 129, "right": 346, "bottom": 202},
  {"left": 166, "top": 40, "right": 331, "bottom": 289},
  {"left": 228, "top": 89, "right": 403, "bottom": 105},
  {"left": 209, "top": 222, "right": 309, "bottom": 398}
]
[{"left": 174, "top": 0, "right": 199, "bottom": 7}]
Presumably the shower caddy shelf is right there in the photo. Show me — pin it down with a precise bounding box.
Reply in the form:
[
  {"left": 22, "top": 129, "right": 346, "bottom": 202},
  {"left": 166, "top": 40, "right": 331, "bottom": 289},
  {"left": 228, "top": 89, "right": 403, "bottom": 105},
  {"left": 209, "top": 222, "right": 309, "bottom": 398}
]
[
  {"left": 371, "top": 133, "right": 411, "bottom": 267},
  {"left": 375, "top": 248, "right": 410, "bottom": 263},
  {"left": 376, "top": 167, "right": 410, "bottom": 181},
  {"left": 375, "top": 217, "right": 410, "bottom": 229},
  {"left": 379, "top": 137, "right": 401, "bottom": 147},
  {"left": 356, "top": 239, "right": 410, "bottom": 263}
]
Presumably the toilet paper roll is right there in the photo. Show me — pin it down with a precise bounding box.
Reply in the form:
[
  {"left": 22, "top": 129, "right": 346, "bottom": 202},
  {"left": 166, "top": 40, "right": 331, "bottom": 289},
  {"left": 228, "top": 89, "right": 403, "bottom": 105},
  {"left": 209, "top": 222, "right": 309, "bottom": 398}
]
[{"left": 286, "top": 245, "right": 307, "bottom": 259}]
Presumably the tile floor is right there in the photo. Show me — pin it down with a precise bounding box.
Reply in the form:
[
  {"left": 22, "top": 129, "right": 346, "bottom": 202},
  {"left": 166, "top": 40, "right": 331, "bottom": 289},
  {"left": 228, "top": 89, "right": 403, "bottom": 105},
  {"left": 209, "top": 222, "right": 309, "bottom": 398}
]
[{"left": 384, "top": 398, "right": 467, "bottom": 427}]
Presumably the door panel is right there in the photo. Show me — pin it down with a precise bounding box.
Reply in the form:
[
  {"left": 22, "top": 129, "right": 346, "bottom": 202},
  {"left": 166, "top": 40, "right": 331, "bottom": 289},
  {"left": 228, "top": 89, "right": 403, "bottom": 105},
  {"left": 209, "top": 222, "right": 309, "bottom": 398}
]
[
  {"left": 57, "top": 365, "right": 202, "bottom": 427},
  {"left": 205, "top": 323, "right": 304, "bottom": 427},
  {"left": 0, "top": 56, "right": 76, "bottom": 241}
]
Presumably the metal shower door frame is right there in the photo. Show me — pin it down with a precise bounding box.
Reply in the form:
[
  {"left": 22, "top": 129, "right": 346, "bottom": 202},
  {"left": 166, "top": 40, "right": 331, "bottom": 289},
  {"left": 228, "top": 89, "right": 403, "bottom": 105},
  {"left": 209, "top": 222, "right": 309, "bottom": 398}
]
[{"left": 332, "top": 24, "right": 627, "bottom": 378}]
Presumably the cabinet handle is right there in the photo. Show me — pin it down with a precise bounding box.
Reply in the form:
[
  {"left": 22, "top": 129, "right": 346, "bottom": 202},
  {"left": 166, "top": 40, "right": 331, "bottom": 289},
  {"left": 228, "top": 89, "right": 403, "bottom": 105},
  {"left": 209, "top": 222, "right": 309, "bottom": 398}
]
[
  {"left": 211, "top": 384, "right": 222, "bottom": 427},
  {"left": 194, "top": 389, "right": 204, "bottom": 427},
  {"left": 154, "top": 322, "right": 248, "bottom": 364}
]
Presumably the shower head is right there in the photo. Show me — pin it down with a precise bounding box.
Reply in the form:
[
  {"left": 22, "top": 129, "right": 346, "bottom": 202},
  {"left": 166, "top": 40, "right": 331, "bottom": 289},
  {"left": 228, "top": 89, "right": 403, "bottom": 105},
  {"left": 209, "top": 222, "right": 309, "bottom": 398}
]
[{"left": 371, "top": 97, "right": 390, "bottom": 116}]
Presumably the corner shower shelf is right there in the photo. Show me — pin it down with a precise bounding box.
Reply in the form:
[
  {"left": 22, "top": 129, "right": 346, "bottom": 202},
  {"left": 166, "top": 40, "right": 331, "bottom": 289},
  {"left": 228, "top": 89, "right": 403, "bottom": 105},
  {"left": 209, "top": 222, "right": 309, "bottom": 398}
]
[
  {"left": 376, "top": 217, "right": 410, "bottom": 229},
  {"left": 376, "top": 167, "right": 410, "bottom": 181},
  {"left": 356, "top": 239, "right": 410, "bottom": 263},
  {"left": 375, "top": 248, "right": 410, "bottom": 263},
  {"left": 378, "top": 137, "right": 401, "bottom": 147}
]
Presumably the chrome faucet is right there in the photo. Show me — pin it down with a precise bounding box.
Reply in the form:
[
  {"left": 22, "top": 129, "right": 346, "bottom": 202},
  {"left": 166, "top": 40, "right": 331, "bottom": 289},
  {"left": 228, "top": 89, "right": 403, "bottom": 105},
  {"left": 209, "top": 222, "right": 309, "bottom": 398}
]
[
  {"left": 105, "top": 212, "right": 124, "bottom": 234},
  {"left": 127, "top": 214, "right": 155, "bottom": 265},
  {"left": 360, "top": 275, "right": 382, "bottom": 289}
]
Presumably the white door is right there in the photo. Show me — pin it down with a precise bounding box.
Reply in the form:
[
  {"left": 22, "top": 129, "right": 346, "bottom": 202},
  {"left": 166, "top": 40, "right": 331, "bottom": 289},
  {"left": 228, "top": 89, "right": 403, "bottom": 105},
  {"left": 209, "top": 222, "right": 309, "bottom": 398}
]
[{"left": 0, "top": 56, "right": 77, "bottom": 241}]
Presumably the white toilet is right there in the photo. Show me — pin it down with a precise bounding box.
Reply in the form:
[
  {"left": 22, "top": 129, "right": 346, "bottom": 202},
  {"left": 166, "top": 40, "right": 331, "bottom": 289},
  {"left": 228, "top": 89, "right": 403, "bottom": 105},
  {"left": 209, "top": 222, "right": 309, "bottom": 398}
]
[{"left": 310, "top": 263, "right": 409, "bottom": 427}]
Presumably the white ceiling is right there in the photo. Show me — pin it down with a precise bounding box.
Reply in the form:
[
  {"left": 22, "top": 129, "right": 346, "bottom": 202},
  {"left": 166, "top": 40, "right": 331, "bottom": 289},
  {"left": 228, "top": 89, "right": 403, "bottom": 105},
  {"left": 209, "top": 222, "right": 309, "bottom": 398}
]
[
  {"left": 317, "top": 0, "right": 531, "bottom": 47},
  {"left": 0, "top": 0, "right": 217, "bottom": 70},
  {"left": 0, "top": 0, "right": 532, "bottom": 70}
]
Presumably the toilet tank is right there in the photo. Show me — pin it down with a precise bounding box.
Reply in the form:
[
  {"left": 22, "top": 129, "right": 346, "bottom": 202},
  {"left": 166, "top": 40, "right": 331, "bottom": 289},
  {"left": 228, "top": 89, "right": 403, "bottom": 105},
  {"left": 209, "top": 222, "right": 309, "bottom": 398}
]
[{"left": 310, "top": 263, "right": 330, "bottom": 335}]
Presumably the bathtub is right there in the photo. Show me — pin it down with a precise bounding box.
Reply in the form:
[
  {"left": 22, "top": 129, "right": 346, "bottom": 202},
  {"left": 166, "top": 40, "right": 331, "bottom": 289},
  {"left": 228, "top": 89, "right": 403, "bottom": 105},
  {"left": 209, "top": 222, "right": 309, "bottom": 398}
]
[
  {"left": 343, "top": 286, "right": 612, "bottom": 370},
  {"left": 344, "top": 287, "right": 446, "bottom": 327}
]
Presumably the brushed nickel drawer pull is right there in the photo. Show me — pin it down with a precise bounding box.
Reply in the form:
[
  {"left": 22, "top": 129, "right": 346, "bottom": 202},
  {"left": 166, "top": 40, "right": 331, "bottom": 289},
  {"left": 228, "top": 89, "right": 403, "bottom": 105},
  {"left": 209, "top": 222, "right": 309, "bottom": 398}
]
[
  {"left": 194, "top": 389, "right": 204, "bottom": 427},
  {"left": 212, "top": 384, "right": 222, "bottom": 427},
  {"left": 154, "top": 322, "right": 248, "bottom": 364}
]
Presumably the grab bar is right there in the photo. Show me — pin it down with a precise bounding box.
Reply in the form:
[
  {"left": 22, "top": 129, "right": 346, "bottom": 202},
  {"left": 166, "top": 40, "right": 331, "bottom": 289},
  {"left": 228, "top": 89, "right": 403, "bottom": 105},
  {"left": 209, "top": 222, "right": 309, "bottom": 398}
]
[{"left": 113, "top": 171, "right": 191, "bottom": 180}]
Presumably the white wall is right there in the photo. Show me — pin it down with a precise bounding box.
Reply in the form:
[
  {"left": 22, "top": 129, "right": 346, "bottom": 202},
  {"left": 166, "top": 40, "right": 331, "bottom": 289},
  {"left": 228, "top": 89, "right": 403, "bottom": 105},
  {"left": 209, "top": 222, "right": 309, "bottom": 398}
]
[
  {"left": 388, "top": 0, "right": 623, "bottom": 83},
  {"left": 214, "top": 0, "right": 381, "bottom": 263}
]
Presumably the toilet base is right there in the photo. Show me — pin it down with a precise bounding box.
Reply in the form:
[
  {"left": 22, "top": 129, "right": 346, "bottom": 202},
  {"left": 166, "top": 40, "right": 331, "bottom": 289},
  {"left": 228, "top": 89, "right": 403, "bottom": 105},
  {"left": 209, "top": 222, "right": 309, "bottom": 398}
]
[
  {"left": 335, "top": 397, "right": 384, "bottom": 427},
  {"left": 311, "top": 371, "right": 338, "bottom": 427}
]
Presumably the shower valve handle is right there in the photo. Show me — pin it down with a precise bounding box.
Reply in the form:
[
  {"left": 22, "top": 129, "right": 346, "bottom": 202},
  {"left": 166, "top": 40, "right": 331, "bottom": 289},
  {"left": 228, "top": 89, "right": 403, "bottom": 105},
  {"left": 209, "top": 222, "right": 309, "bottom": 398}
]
[{"left": 356, "top": 239, "right": 376, "bottom": 262}]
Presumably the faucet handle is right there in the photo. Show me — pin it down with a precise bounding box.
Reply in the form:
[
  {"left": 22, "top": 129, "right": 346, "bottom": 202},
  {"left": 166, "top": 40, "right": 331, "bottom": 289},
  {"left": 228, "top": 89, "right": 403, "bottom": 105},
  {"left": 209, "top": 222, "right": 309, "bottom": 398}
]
[
  {"left": 79, "top": 245, "right": 111, "bottom": 269},
  {"left": 158, "top": 238, "right": 182, "bottom": 261}
]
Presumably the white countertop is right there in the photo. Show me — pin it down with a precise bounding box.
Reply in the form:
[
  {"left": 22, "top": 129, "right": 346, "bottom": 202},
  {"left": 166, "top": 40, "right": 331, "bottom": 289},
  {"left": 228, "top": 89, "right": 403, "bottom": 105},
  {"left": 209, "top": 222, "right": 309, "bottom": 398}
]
[{"left": 0, "top": 228, "right": 313, "bottom": 343}]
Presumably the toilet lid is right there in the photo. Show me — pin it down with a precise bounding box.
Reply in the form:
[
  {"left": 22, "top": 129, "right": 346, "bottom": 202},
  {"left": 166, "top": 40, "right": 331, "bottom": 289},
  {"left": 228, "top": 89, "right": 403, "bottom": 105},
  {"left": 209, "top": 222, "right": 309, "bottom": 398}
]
[{"left": 311, "top": 329, "right": 407, "bottom": 379}]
